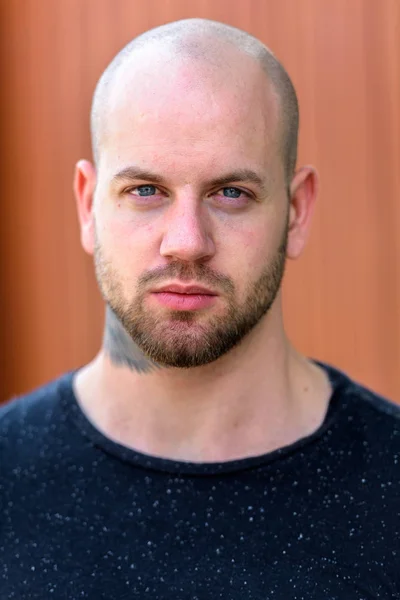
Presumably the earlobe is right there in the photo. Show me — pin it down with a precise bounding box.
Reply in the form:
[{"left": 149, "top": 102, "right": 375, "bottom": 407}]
[
  {"left": 73, "top": 160, "right": 97, "bottom": 256},
  {"left": 286, "top": 166, "right": 318, "bottom": 260}
]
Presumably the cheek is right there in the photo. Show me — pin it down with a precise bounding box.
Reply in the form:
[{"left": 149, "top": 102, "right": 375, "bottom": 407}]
[
  {"left": 218, "top": 219, "right": 274, "bottom": 274},
  {"left": 216, "top": 213, "right": 285, "bottom": 299},
  {"left": 96, "top": 210, "right": 158, "bottom": 278}
]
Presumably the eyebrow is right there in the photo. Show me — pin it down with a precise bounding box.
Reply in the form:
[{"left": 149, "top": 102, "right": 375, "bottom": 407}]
[
  {"left": 111, "top": 167, "right": 165, "bottom": 185},
  {"left": 111, "top": 166, "right": 268, "bottom": 192}
]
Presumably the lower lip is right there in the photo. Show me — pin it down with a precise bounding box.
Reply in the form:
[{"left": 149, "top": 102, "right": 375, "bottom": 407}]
[{"left": 151, "top": 292, "right": 217, "bottom": 310}]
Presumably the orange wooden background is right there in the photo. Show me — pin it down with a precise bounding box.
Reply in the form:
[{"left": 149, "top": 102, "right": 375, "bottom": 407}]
[{"left": 1, "top": 0, "right": 399, "bottom": 403}]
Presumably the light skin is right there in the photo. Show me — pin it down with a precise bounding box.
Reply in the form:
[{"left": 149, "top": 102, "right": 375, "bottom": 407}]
[{"left": 73, "top": 41, "right": 331, "bottom": 463}]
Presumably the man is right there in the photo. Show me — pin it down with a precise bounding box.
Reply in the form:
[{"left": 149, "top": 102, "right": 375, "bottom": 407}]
[{"left": 0, "top": 18, "right": 398, "bottom": 600}]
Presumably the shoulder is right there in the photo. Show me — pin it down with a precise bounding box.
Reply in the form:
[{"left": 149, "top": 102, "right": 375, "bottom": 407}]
[
  {"left": 0, "top": 373, "right": 75, "bottom": 472},
  {"left": 0, "top": 373, "right": 73, "bottom": 430},
  {"left": 320, "top": 361, "right": 400, "bottom": 469},
  {"left": 350, "top": 380, "right": 400, "bottom": 433},
  {"left": 322, "top": 361, "right": 400, "bottom": 424}
]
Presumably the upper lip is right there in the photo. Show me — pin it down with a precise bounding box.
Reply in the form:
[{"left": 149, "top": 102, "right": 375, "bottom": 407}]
[{"left": 153, "top": 283, "right": 218, "bottom": 295}]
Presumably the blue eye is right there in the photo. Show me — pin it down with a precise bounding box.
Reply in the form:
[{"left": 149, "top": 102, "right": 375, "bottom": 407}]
[
  {"left": 222, "top": 187, "right": 242, "bottom": 198},
  {"left": 135, "top": 185, "right": 157, "bottom": 196}
]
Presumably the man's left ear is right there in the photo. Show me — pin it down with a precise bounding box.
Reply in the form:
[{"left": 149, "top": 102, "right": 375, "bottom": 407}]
[{"left": 286, "top": 165, "right": 319, "bottom": 260}]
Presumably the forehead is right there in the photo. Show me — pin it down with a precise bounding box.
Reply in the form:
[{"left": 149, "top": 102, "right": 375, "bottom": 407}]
[{"left": 99, "top": 47, "right": 280, "bottom": 177}]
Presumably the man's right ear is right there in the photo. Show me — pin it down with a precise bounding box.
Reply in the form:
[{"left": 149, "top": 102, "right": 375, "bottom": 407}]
[{"left": 73, "top": 160, "right": 97, "bottom": 255}]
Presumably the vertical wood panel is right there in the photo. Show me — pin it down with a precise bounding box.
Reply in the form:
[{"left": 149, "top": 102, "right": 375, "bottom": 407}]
[{"left": 0, "top": 0, "right": 399, "bottom": 401}]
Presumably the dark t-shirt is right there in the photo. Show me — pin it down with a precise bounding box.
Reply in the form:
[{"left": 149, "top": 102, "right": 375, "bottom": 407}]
[{"left": 0, "top": 363, "right": 399, "bottom": 599}]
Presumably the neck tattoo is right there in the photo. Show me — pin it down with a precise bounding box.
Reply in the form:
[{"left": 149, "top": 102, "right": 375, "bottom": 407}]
[{"left": 103, "top": 306, "right": 160, "bottom": 374}]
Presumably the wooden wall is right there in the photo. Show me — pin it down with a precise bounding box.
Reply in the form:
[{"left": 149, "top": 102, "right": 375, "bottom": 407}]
[{"left": 1, "top": 0, "right": 399, "bottom": 402}]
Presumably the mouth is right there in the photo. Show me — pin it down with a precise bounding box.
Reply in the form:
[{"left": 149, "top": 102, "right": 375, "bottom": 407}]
[
  {"left": 153, "top": 283, "right": 218, "bottom": 295},
  {"left": 150, "top": 283, "right": 218, "bottom": 311}
]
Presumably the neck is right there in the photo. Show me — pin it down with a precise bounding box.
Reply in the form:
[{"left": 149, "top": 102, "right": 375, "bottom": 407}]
[{"left": 74, "top": 303, "right": 331, "bottom": 462}]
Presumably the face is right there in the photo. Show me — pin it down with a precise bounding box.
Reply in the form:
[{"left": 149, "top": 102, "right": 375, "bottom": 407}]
[{"left": 76, "top": 50, "right": 316, "bottom": 368}]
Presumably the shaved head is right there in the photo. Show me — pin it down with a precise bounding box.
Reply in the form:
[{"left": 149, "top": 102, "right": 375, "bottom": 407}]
[
  {"left": 75, "top": 19, "right": 317, "bottom": 371},
  {"left": 90, "top": 19, "right": 299, "bottom": 183}
]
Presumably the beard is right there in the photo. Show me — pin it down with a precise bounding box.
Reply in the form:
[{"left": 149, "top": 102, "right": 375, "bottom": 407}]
[{"left": 94, "top": 222, "right": 288, "bottom": 369}]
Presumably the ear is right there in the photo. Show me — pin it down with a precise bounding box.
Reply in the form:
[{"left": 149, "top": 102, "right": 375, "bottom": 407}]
[
  {"left": 286, "top": 165, "right": 319, "bottom": 260},
  {"left": 73, "top": 160, "right": 97, "bottom": 256}
]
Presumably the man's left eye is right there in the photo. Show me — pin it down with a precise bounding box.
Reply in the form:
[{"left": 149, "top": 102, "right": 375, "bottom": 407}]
[
  {"left": 133, "top": 185, "right": 157, "bottom": 196},
  {"left": 222, "top": 187, "right": 243, "bottom": 198}
]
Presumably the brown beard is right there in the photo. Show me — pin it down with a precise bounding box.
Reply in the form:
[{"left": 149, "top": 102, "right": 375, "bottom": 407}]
[{"left": 95, "top": 219, "right": 288, "bottom": 369}]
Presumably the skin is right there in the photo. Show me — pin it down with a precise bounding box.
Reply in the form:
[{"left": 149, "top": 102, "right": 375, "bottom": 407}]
[{"left": 73, "top": 39, "right": 331, "bottom": 463}]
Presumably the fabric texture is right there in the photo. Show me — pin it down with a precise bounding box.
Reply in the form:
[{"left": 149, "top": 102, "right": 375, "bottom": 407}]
[{"left": 0, "top": 362, "right": 399, "bottom": 599}]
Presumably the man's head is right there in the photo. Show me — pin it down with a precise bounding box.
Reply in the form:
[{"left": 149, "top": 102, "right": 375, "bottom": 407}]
[{"left": 74, "top": 18, "right": 317, "bottom": 368}]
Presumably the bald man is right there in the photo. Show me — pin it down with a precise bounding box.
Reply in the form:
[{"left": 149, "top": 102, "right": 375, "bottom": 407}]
[{"left": 1, "top": 19, "right": 399, "bottom": 600}]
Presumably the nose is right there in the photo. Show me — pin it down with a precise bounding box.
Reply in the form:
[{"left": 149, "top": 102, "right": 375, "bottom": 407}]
[{"left": 160, "top": 196, "right": 215, "bottom": 262}]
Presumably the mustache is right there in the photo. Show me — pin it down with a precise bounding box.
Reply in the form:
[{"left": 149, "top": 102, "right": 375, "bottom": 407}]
[{"left": 138, "top": 263, "right": 235, "bottom": 295}]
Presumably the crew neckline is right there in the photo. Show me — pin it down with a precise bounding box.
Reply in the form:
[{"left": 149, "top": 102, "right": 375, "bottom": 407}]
[{"left": 60, "top": 361, "right": 352, "bottom": 476}]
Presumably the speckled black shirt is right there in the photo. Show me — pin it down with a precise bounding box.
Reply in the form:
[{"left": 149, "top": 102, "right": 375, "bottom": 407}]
[{"left": 0, "top": 362, "right": 399, "bottom": 599}]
